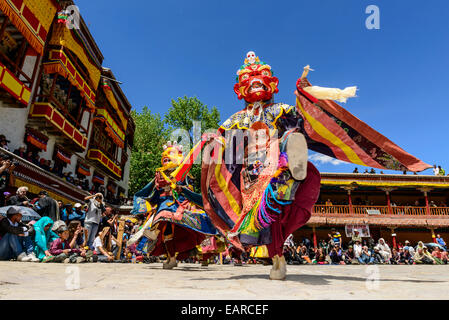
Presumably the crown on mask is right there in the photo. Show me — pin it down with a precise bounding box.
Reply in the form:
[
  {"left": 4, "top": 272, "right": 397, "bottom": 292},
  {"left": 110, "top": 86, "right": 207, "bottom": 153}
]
[
  {"left": 162, "top": 141, "right": 183, "bottom": 153},
  {"left": 236, "top": 51, "right": 273, "bottom": 81}
]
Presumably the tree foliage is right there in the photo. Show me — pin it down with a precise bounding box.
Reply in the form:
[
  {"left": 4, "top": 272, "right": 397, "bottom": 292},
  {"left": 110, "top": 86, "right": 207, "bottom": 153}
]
[
  {"left": 128, "top": 97, "right": 220, "bottom": 196},
  {"left": 129, "top": 107, "right": 168, "bottom": 195},
  {"left": 165, "top": 96, "right": 220, "bottom": 139},
  {"left": 165, "top": 97, "right": 220, "bottom": 192}
]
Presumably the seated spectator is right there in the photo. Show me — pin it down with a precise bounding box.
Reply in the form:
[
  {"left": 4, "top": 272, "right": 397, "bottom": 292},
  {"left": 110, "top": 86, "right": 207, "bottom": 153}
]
[
  {"left": 358, "top": 246, "right": 374, "bottom": 264},
  {"left": 369, "top": 168, "right": 376, "bottom": 174},
  {"left": 67, "top": 220, "right": 87, "bottom": 249},
  {"left": 299, "top": 245, "right": 312, "bottom": 264},
  {"left": 0, "top": 134, "right": 10, "bottom": 151},
  {"left": 377, "top": 238, "right": 392, "bottom": 261},
  {"left": 414, "top": 247, "right": 435, "bottom": 264},
  {"left": 353, "top": 167, "right": 359, "bottom": 173},
  {"left": 318, "top": 239, "right": 329, "bottom": 255},
  {"left": 344, "top": 245, "right": 357, "bottom": 264},
  {"left": 399, "top": 247, "right": 413, "bottom": 265},
  {"left": 13, "top": 144, "right": 26, "bottom": 158},
  {"left": 431, "top": 247, "right": 447, "bottom": 265},
  {"left": 7, "top": 186, "right": 31, "bottom": 207},
  {"left": 390, "top": 248, "right": 400, "bottom": 264},
  {"left": 372, "top": 246, "right": 385, "bottom": 264},
  {"left": 283, "top": 245, "right": 293, "bottom": 264},
  {"left": 436, "top": 234, "right": 446, "bottom": 250},
  {"left": 0, "top": 206, "right": 38, "bottom": 262},
  {"left": 353, "top": 240, "right": 363, "bottom": 260},
  {"left": 93, "top": 226, "right": 117, "bottom": 262},
  {"left": 49, "top": 224, "right": 85, "bottom": 263},
  {"left": 329, "top": 244, "right": 345, "bottom": 265},
  {"left": 313, "top": 247, "right": 328, "bottom": 264},
  {"left": 404, "top": 240, "right": 415, "bottom": 256},
  {"left": 33, "top": 216, "right": 59, "bottom": 262}
]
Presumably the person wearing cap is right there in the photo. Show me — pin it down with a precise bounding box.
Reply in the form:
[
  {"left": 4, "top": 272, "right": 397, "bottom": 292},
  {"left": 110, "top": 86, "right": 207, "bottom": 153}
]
[
  {"left": 0, "top": 206, "right": 38, "bottom": 262},
  {"left": 403, "top": 240, "right": 415, "bottom": 257},
  {"left": 68, "top": 203, "right": 86, "bottom": 225},
  {"left": 49, "top": 224, "right": 85, "bottom": 263},
  {"left": 351, "top": 229, "right": 362, "bottom": 244},
  {"left": 35, "top": 190, "right": 58, "bottom": 222}
]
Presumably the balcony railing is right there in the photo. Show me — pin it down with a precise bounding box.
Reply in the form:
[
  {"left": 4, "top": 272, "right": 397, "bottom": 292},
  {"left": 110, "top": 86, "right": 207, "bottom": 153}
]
[
  {"left": 28, "top": 102, "right": 88, "bottom": 150},
  {"left": 312, "top": 205, "right": 449, "bottom": 216}
]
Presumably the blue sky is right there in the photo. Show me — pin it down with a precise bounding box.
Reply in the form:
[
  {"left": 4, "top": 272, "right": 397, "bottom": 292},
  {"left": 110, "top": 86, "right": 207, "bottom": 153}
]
[{"left": 77, "top": 0, "right": 449, "bottom": 174}]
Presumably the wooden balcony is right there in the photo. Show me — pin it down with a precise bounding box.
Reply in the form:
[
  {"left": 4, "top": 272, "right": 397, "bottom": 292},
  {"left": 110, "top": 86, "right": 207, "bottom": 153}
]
[
  {"left": 28, "top": 101, "right": 88, "bottom": 151},
  {"left": 87, "top": 148, "right": 122, "bottom": 179},
  {"left": 310, "top": 205, "right": 449, "bottom": 228},
  {"left": 312, "top": 205, "right": 449, "bottom": 216}
]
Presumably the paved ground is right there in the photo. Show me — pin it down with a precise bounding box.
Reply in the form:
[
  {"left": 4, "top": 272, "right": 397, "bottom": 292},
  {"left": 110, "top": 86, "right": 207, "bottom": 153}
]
[{"left": 0, "top": 261, "right": 448, "bottom": 299}]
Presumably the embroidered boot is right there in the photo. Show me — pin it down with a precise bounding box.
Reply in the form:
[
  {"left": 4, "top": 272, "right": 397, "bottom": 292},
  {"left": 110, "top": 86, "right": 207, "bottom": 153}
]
[{"left": 270, "top": 255, "right": 286, "bottom": 280}]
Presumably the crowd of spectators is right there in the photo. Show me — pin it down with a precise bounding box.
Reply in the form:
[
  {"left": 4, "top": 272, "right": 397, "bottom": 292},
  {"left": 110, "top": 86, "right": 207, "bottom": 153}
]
[
  {"left": 352, "top": 165, "right": 448, "bottom": 176},
  {"left": 317, "top": 198, "right": 447, "bottom": 208},
  {"left": 279, "top": 228, "right": 449, "bottom": 266},
  {"left": 0, "top": 188, "right": 146, "bottom": 263}
]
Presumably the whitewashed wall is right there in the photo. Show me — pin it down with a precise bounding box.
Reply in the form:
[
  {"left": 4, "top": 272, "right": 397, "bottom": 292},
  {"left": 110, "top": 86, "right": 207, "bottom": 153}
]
[{"left": 0, "top": 103, "right": 28, "bottom": 152}]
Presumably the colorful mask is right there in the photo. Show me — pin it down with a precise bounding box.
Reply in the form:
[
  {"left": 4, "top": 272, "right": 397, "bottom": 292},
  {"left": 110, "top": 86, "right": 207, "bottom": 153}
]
[
  {"left": 234, "top": 51, "right": 279, "bottom": 103},
  {"left": 161, "top": 141, "right": 184, "bottom": 169}
]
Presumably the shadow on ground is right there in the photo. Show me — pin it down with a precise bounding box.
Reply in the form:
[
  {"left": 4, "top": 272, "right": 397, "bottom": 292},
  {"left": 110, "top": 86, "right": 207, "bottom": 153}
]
[{"left": 190, "top": 273, "right": 447, "bottom": 286}]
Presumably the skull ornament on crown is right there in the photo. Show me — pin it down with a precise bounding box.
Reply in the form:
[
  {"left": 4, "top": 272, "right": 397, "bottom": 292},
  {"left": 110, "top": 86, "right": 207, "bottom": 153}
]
[
  {"left": 234, "top": 51, "right": 279, "bottom": 104},
  {"left": 161, "top": 141, "right": 184, "bottom": 169}
]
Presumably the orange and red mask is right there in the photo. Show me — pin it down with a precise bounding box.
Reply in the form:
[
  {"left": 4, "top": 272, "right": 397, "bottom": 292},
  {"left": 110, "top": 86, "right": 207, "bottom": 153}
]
[{"left": 233, "top": 52, "right": 279, "bottom": 104}]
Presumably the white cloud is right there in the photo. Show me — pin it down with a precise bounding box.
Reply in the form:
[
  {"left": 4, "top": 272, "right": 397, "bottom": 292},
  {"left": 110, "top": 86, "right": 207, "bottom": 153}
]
[{"left": 308, "top": 153, "right": 346, "bottom": 166}]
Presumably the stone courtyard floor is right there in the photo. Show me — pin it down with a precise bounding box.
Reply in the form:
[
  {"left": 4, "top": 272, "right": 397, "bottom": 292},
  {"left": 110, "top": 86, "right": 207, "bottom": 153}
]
[{"left": 0, "top": 261, "right": 448, "bottom": 300}]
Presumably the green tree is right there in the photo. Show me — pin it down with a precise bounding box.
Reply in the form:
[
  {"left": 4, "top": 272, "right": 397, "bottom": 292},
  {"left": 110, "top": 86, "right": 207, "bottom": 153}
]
[
  {"left": 165, "top": 96, "right": 220, "bottom": 191},
  {"left": 129, "top": 107, "right": 168, "bottom": 195}
]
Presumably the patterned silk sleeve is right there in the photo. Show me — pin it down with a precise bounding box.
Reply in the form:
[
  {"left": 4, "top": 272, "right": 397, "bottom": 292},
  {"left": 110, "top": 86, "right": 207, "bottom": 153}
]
[{"left": 275, "top": 103, "right": 304, "bottom": 138}]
